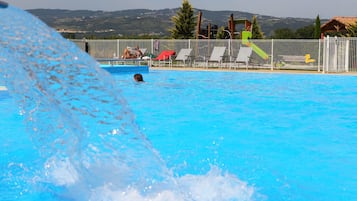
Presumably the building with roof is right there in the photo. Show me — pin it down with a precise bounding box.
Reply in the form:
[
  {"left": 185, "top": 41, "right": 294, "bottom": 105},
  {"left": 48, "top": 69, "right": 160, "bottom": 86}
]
[{"left": 321, "top": 16, "right": 357, "bottom": 37}]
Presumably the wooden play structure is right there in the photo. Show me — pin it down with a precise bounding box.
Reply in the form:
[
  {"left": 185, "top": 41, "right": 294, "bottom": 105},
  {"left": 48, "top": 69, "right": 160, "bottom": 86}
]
[
  {"left": 195, "top": 12, "right": 269, "bottom": 61},
  {"left": 228, "top": 14, "right": 252, "bottom": 39},
  {"left": 195, "top": 13, "right": 252, "bottom": 39}
]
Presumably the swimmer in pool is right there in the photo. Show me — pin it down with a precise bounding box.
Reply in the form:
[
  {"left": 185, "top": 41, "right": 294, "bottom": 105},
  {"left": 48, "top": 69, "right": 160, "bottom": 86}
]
[{"left": 133, "top": 73, "right": 144, "bottom": 82}]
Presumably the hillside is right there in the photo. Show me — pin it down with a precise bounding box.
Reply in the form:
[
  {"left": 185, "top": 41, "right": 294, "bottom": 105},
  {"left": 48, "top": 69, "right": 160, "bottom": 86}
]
[{"left": 27, "top": 8, "right": 322, "bottom": 39}]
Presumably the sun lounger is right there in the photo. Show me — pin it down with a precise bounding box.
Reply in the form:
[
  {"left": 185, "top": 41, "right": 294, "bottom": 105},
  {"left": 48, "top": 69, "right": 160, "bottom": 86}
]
[
  {"left": 151, "top": 50, "right": 176, "bottom": 67},
  {"left": 174, "top": 48, "right": 193, "bottom": 66},
  {"left": 234, "top": 46, "right": 253, "bottom": 69},
  {"left": 207, "top": 46, "right": 226, "bottom": 67}
]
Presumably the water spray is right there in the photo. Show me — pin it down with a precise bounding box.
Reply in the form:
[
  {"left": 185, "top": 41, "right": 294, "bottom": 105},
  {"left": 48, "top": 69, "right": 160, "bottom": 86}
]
[{"left": 0, "top": 1, "right": 8, "bottom": 8}]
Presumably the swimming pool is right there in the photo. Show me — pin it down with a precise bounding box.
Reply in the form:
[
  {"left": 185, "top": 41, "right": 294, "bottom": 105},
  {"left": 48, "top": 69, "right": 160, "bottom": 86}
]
[
  {"left": 114, "top": 70, "right": 357, "bottom": 201},
  {"left": 1, "top": 70, "right": 357, "bottom": 201},
  {"left": 1, "top": 4, "right": 357, "bottom": 201}
]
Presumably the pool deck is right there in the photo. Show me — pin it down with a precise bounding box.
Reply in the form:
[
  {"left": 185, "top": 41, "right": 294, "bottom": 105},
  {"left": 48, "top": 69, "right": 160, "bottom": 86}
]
[
  {"left": 101, "top": 64, "right": 149, "bottom": 74},
  {"left": 150, "top": 66, "right": 357, "bottom": 76}
]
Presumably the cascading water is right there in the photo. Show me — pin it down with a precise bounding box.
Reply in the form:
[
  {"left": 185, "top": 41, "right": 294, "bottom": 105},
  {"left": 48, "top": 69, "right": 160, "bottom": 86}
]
[{"left": 0, "top": 4, "right": 255, "bottom": 201}]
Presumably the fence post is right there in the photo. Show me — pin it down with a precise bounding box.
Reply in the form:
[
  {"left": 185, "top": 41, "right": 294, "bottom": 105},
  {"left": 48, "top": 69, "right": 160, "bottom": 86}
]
[
  {"left": 270, "top": 39, "right": 274, "bottom": 70},
  {"left": 345, "top": 39, "right": 350, "bottom": 72},
  {"left": 324, "top": 36, "right": 330, "bottom": 73},
  {"left": 117, "top": 39, "right": 120, "bottom": 58},
  {"left": 333, "top": 36, "right": 338, "bottom": 72},
  {"left": 228, "top": 39, "right": 231, "bottom": 65},
  {"left": 318, "top": 39, "right": 321, "bottom": 72}
]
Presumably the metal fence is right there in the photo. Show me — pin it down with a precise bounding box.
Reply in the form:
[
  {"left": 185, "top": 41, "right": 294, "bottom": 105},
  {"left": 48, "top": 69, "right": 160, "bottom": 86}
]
[
  {"left": 322, "top": 36, "right": 357, "bottom": 72},
  {"left": 72, "top": 37, "right": 357, "bottom": 73}
]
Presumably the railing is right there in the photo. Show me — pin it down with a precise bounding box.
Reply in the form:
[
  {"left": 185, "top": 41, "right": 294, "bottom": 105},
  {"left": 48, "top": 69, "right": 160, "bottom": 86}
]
[
  {"left": 71, "top": 37, "right": 357, "bottom": 73},
  {"left": 322, "top": 36, "right": 357, "bottom": 73}
]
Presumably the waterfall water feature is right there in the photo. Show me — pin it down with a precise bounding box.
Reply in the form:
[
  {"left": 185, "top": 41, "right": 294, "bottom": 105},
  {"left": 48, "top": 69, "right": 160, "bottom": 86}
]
[{"left": 0, "top": 4, "right": 254, "bottom": 201}]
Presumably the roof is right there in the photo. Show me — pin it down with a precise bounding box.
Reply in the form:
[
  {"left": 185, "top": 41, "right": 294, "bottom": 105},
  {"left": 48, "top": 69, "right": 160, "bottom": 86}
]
[
  {"left": 331, "top": 16, "right": 357, "bottom": 26},
  {"left": 321, "top": 16, "right": 357, "bottom": 33}
]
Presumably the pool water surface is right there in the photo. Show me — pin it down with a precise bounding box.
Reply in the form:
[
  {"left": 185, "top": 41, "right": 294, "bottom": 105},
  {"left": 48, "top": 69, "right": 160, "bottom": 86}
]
[
  {"left": 1, "top": 5, "right": 356, "bottom": 200},
  {"left": 114, "top": 70, "right": 357, "bottom": 201},
  {"left": 1, "top": 70, "right": 357, "bottom": 200}
]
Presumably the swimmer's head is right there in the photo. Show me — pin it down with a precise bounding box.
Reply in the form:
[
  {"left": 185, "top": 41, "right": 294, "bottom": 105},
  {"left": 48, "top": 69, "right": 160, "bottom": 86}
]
[{"left": 133, "top": 73, "right": 144, "bottom": 82}]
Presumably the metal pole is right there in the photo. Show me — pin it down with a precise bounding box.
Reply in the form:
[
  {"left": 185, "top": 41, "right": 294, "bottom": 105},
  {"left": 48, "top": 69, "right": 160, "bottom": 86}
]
[
  {"left": 223, "top": 30, "right": 232, "bottom": 67},
  {"left": 345, "top": 39, "right": 350, "bottom": 72},
  {"left": 117, "top": 39, "right": 120, "bottom": 58},
  {"left": 334, "top": 36, "right": 338, "bottom": 72},
  {"left": 271, "top": 39, "right": 274, "bottom": 70},
  {"left": 325, "top": 36, "right": 330, "bottom": 73},
  {"left": 318, "top": 39, "right": 321, "bottom": 72}
]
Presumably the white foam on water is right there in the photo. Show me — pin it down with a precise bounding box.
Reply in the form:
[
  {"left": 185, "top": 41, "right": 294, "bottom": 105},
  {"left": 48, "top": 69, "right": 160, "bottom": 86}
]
[
  {"left": 41, "top": 156, "right": 255, "bottom": 200},
  {"left": 59, "top": 165, "right": 255, "bottom": 201},
  {"left": 178, "top": 166, "right": 254, "bottom": 201}
]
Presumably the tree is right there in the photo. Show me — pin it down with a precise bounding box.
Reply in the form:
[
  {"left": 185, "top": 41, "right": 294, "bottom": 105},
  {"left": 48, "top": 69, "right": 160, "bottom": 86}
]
[
  {"left": 251, "top": 16, "right": 264, "bottom": 39},
  {"left": 296, "top": 25, "right": 314, "bottom": 39},
  {"left": 271, "top": 28, "right": 296, "bottom": 39},
  {"left": 170, "top": 0, "right": 196, "bottom": 39},
  {"left": 314, "top": 15, "right": 321, "bottom": 39}
]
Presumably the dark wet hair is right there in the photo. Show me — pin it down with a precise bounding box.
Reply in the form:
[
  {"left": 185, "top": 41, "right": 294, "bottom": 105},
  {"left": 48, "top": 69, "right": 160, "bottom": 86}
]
[{"left": 133, "top": 73, "right": 144, "bottom": 82}]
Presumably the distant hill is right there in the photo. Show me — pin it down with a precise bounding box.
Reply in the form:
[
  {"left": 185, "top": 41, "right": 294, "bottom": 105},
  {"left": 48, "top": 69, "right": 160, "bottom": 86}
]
[{"left": 27, "top": 8, "right": 324, "bottom": 39}]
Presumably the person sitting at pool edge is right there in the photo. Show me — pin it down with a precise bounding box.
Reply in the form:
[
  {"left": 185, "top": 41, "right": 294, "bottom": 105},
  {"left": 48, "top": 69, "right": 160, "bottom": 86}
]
[{"left": 134, "top": 73, "right": 144, "bottom": 82}]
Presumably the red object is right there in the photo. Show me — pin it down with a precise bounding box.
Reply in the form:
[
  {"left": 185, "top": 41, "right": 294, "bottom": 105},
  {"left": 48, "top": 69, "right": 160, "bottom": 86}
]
[{"left": 153, "top": 50, "right": 176, "bottom": 60}]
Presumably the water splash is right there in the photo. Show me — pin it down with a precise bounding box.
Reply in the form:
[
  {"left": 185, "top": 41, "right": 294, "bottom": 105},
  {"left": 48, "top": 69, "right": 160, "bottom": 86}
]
[
  {"left": 0, "top": 5, "right": 256, "bottom": 201},
  {"left": 0, "top": 5, "right": 172, "bottom": 198}
]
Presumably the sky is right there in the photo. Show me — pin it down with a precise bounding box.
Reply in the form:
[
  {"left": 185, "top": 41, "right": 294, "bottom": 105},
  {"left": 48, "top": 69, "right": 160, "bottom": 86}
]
[{"left": 5, "top": 0, "right": 357, "bottom": 19}]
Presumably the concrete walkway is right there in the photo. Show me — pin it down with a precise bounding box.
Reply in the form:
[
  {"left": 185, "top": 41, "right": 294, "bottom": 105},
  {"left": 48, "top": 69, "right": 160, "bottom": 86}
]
[{"left": 150, "top": 66, "right": 357, "bottom": 76}]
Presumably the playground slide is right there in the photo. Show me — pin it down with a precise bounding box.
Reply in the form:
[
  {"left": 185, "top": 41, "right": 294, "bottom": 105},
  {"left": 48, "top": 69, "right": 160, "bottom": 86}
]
[{"left": 242, "top": 31, "right": 269, "bottom": 60}]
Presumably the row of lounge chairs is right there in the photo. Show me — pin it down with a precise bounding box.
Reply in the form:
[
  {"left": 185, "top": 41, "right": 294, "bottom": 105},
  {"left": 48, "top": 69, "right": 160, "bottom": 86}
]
[
  {"left": 97, "top": 46, "right": 254, "bottom": 68},
  {"left": 151, "top": 46, "right": 253, "bottom": 68}
]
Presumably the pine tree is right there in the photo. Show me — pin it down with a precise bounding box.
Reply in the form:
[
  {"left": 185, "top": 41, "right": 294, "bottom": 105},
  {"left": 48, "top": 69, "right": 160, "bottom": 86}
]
[
  {"left": 314, "top": 15, "right": 321, "bottom": 39},
  {"left": 170, "top": 0, "right": 196, "bottom": 39},
  {"left": 251, "top": 16, "right": 264, "bottom": 39}
]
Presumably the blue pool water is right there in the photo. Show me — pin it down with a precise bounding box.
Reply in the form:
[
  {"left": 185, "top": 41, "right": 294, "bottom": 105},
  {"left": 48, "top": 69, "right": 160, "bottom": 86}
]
[
  {"left": 113, "top": 71, "right": 357, "bottom": 201},
  {"left": 2, "top": 69, "right": 357, "bottom": 201},
  {"left": 1, "top": 4, "right": 357, "bottom": 201}
]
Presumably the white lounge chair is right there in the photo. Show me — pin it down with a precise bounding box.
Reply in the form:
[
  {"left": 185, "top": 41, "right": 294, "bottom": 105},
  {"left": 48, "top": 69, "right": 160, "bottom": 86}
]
[
  {"left": 174, "top": 48, "right": 192, "bottom": 66},
  {"left": 234, "top": 46, "right": 253, "bottom": 69},
  {"left": 207, "top": 46, "right": 226, "bottom": 67}
]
